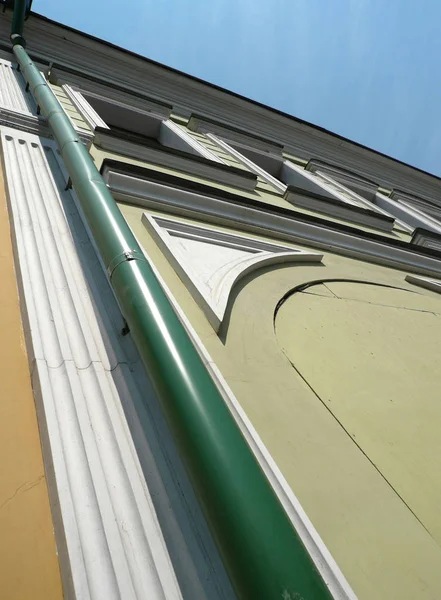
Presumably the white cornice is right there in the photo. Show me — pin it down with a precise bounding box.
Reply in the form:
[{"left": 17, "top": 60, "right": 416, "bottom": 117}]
[
  {"left": 1, "top": 14, "right": 441, "bottom": 203},
  {"left": 163, "top": 119, "right": 225, "bottom": 163},
  {"left": 103, "top": 165, "right": 441, "bottom": 278},
  {"left": 189, "top": 115, "right": 284, "bottom": 155}
]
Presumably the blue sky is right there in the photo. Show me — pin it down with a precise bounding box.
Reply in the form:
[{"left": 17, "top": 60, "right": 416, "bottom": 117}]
[{"left": 34, "top": 0, "right": 441, "bottom": 176}]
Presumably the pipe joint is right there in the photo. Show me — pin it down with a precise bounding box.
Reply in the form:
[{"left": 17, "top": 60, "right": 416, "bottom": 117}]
[
  {"left": 10, "top": 33, "right": 25, "bottom": 47},
  {"left": 107, "top": 249, "right": 148, "bottom": 279}
]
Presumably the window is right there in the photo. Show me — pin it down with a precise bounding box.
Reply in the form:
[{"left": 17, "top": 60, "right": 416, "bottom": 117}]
[
  {"left": 186, "top": 117, "right": 405, "bottom": 231},
  {"left": 281, "top": 161, "right": 400, "bottom": 232},
  {"left": 64, "top": 85, "right": 220, "bottom": 159}
]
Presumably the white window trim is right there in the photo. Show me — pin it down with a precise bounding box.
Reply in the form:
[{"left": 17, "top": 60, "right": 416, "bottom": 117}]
[
  {"left": 315, "top": 170, "right": 407, "bottom": 225},
  {"left": 63, "top": 84, "right": 110, "bottom": 130},
  {"left": 288, "top": 161, "right": 394, "bottom": 218},
  {"left": 376, "top": 192, "right": 441, "bottom": 234},
  {"left": 207, "top": 132, "right": 288, "bottom": 193},
  {"left": 142, "top": 212, "right": 322, "bottom": 331},
  {"left": 162, "top": 120, "right": 225, "bottom": 163},
  {"left": 63, "top": 86, "right": 229, "bottom": 166}
]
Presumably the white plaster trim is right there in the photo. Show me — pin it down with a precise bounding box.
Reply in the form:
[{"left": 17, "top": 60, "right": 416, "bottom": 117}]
[
  {"left": 0, "top": 57, "right": 36, "bottom": 114},
  {"left": 207, "top": 133, "right": 287, "bottom": 193},
  {"left": 95, "top": 129, "right": 257, "bottom": 192},
  {"left": 286, "top": 161, "right": 397, "bottom": 223},
  {"left": 405, "top": 274, "right": 441, "bottom": 293},
  {"left": 63, "top": 84, "right": 109, "bottom": 130},
  {"left": 0, "top": 105, "right": 48, "bottom": 134},
  {"left": 375, "top": 192, "right": 441, "bottom": 234},
  {"left": 132, "top": 231, "right": 357, "bottom": 600},
  {"left": 0, "top": 61, "right": 92, "bottom": 144},
  {"left": 1, "top": 130, "right": 183, "bottom": 600},
  {"left": 142, "top": 213, "right": 322, "bottom": 331},
  {"left": 285, "top": 186, "right": 394, "bottom": 233},
  {"left": 306, "top": 160, "right": 378, "bottom": 198},
  {"left": 104, "top": 170, "right": 441, "bottom": 279},
  {"left": 162, "top": 120, "right": 225, "bottom": 163},
  {"left": 315, "top": 170, "right": 380, "bottom": 210}
]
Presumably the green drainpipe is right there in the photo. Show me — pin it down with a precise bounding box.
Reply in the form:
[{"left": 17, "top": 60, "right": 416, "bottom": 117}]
[{"left": 10, "top": 5, "right": 334, "bottom": 599}]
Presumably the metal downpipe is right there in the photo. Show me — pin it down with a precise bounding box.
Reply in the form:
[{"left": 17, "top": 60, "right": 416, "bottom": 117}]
[{"left": 9, "top": 8, "right": 334, "bottom": 600}]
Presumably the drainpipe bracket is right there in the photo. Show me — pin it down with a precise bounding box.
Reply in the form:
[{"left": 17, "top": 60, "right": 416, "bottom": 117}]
[{"left": 107, "top": 249, "right": 147, "bottom": 279}]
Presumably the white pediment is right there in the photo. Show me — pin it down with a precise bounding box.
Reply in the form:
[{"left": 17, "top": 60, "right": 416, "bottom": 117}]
[{"left": 142, "top": 213, "right": 322, "bottom": 330}]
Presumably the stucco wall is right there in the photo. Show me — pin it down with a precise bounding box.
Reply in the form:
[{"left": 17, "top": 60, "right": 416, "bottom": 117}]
[
  {"left": 0, "top": 152, "right": 62, "bottom": 598},
  {"left": 121, "top": 200, "right": 441, "bottom": 600}
]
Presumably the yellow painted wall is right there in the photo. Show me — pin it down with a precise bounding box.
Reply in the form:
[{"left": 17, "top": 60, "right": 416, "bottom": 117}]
[
  {"left": 0, "top": 159, "right": 63, "bottom": 598},
  {"left": 121, "top": 202, "right": 441, "bottom": 600}
]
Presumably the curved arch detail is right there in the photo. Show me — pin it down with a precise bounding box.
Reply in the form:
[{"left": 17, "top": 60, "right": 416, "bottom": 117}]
[{"left": 142, "top": 212, "right": 323, "bottom": 331}]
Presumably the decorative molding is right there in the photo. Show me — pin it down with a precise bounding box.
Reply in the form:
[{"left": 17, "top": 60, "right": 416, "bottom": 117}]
[
  {"left": 94, "top": 128, "right": 257, "bottom": 192},
  {"left": 1, "top": 129, "right": 219, "bottom": 600},
  {"left": 134, "top": 231, "right": 357, "bottom": 600},
  {"left": 306, "top": 159, "right": 379, "bottom": 200},
  {"left": 142, "top": 213, "right": 322, "bottom": 331},
  {"left": 54, "top": 70, "right": 172, "bottom": 120},
  {"left": 0, "top": 58, "right": 36, "bottom": 114},
  {"left": 284, "top": 161, "right": 405, "bottom": 231},
  {"left": 411, "top": 228, "right": 441, "bottom": 251},
  {"left": 188, "top": 114, "right": 284, "bottom": 155},
  {"left": 207, "top": 133, "right": 287, "bottom": 193},
  {"left": 62, "top": 86, "right": 225, "bottom": 166},
  {"left": 405, "top": 274, "right": 441, "bottom": 294},
  {"left": 0, "top": 105, "right": 48, "bottom": 134},
  {"left": 285, "top": 185, "right": 394, "bottom": 232},
  {"left": 102, "top": 164, "right": 441, "bottom": 279},
  {"left": 389, "top": 190, "right": 441, "bottom": 230},
  {"left": 63, "top": 84, "right": 109, "bottom": 130},
  {"left": 161, "top": 120, "right": 224, "bottom": 164}
]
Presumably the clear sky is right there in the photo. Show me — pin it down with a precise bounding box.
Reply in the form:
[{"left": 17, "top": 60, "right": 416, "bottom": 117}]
[{"left": 33, "top": 0, "right": 441, "bottom": 176}]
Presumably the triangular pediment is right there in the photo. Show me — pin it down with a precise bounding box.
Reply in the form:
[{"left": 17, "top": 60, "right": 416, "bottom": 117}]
[{"left": 142, "top": 213, "right": 322, "bottom": 331}]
